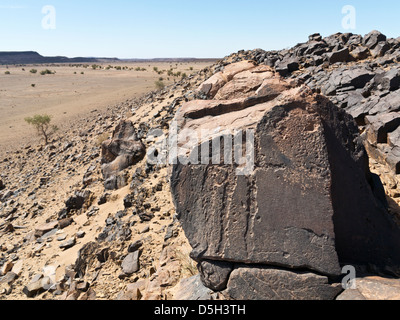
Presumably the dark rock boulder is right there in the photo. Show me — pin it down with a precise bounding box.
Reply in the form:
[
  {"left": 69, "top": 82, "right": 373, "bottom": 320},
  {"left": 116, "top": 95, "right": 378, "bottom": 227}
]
[
  {"left": 101, "top": 120, "right": 146, "bottom": 190},
  {"left": 322, "top": 67, "right": 375, "bottom": 96},
  {"left": 171, "top": 63, "right": 400, "bottom": 299},
  {"left": 327, "top": 48, "right": 351, "bottom": 64},
  {"left": 371, "top": 41, "right": 390, "bottom": 58},
  {"left": 225, "top": 266, "right": 342, "bottom": 300},
  {"left": 373, "top": 69, "right": 400, "bottom": 92},
  {"left": 198, "top": 260, "right": 233, "bottom": 292},
  {"left": 65, "top": 190, "right": 93, "bottom": 213},
  {"left": 275, "top": 58, "right": 300, "bottom": 76},
  {"left": 365, "top": 112, "right": 400, "bottom": 145},
  {"left": 369, "top": 90, "right": 400, "bottom": 115},
  {"left": 350, "top": 46, "right": 370, "bottom": 60},
  {"left": 363, "top": 30, "right": 387, "bottom": 49}
]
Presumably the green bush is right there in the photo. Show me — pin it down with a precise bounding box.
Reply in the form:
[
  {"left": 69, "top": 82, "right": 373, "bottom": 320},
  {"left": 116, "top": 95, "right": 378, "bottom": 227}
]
[
  {"left": 24, "top": 114, "right": 59, "bottom": 145},
  {"left": 30, "top": 69, "right": 37, "bottom": 74},
  {"left": 4, "top": 71, "right": 10, "bottom": 75},
  {"left": 40, "top": 69, "right": 54, "bottom": 75},
  {"left": 155, "top": 80, "right": 165, "bottom": 90}
]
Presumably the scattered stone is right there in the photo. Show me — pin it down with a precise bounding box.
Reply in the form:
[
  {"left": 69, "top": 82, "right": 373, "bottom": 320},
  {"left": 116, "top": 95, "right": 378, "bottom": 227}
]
[
  {"left": 0, "top": 272, "right": 17, "bottom": 285},
  {"left": 11, "top": 260, "right": 23, "bottom": 276},
  {"left": 140, "top": 226, "right": 150, "bottom": 234},
  {"left": 76, "top": 231, "right": 86, "bottom": 238},
  {"left": 173, "top": 275, "right": 216, "bottom": 300},
  {"left": 57, "top": 234, "right": 67, "bottom": 241},
  {"left": 128, "top": 240, "right": 143, "bottom": 253},
  {"left": 225, "top": 266, "right": 342, "bottom": 300},
  {"left": 23, "top": 277, "right": 51, "bottom": 298},
  {"left": 59, "top": 238, "right": 76, "bottom": 250},
  {"left": 327, "top": 48, "right": 351, "bottom": 64},
  {"left": 65, "top": 190, "right": 92, "bottom": 212},
  {"left": 138, "top": 210, "right": 155, "bottom": 222},
  {"left": 34, "top": 221, "right": 59, "bottom": 238},
  {"left": 76, "top": 281, "right": 90, "bottom": 292},
  {"left": 98, "top": 193, "right": 111, "bottom": 205},
  {"left": 0, "top": 261, "right": 14, "bottom": 276},
  {"left": 58, "top": 218, "right": 74, "bottom": 229},
  {"left": 121, "top": 251, "right": 140, "bottom": 275}
]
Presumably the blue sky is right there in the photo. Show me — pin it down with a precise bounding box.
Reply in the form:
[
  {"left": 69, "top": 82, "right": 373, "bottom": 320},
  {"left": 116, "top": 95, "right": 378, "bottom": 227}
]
[{"left": 0, "top": 0, "right": 399, "bottom": 59}]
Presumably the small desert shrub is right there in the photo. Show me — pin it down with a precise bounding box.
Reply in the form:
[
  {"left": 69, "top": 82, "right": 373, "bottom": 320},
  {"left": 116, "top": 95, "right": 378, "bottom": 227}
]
[
  {"left": 181, "top": 73, "right": 187, "bottom": 79},
  {"left": 40, "top": 69, "right": 54, "bottom": 75},
  {"left": 153, "top": 67, "right": 159, "bottom": 73},
  {"left": 31, "top": 84, "right": 36, "bottom": 87},
  {"left": 4, "top": 71, "right": 10, "bottom": 75},
  {"left": 155, "top": 80, "right": 165, "bottom": 90},
  {"left": 81, "top": 72, "right": 84, "bottom": 75},
  {"left": 30, "top": 69, "right": 37, "bottom": 74},
  {"left": 24, "top": 114, "right": 58, "bottom": 145}
]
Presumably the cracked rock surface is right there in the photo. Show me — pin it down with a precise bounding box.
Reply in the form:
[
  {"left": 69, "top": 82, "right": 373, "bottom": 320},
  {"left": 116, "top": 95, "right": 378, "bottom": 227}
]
[{"left": 171, "top": 61, "right": 400, "bottom": 300}]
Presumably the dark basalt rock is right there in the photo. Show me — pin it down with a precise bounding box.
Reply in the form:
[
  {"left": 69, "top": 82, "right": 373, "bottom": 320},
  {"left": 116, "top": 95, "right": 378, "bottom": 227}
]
[
  {"left": 171, "top": 69, "right": 400, "bottom": 299},
  {"left": 198, "top": 260, "right": 233, "bottom": 292},
  {"left": 101, "top": 120, "right": 146, "bottom": 190},
  {"left": 225, "top": 266, "right": 342, "bottom": 300}
]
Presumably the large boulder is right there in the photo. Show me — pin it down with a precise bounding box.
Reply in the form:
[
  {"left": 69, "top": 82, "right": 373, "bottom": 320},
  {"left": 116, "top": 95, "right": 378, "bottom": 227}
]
[
  {"left": 226, "top": 266, "right": 342, "bottom": 300},
  {"left": 363, "top": 30, "right": 387, "bottom": 49},
  {"left": 197, "top": 61, "right": 257, "bottom": 99},
  {"left": 170, "top": 61, "right": 400, "bottom": 300},
  {"left": 101, "top": 121, "right": 145, "bottom": 190}
]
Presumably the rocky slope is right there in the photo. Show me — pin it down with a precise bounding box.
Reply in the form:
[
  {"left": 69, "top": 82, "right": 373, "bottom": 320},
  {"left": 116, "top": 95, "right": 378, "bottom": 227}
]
[{"left": 2, "top": 30, "right": 400, "bottom": 300}]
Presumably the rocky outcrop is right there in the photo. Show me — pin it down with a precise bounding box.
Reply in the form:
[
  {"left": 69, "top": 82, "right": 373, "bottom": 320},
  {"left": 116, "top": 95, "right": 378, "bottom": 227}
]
[
  {"left": 171, "top": 61, "right": 400, "bottom": 300},
  {"left": 101, "top": 120, "right": 146, "bottom": 190},
  {"left": 218, "top": 30, "right": 400, "bottom": 206}
]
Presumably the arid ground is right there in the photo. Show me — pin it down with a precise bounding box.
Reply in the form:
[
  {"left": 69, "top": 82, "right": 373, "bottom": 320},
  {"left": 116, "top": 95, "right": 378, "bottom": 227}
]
[{"left": 0, "top": 61, "right": 213, "bottom": 154}]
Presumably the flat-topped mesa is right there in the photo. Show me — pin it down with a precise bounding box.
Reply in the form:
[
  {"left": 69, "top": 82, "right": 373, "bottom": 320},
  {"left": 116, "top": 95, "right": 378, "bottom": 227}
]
[{"left": 171, "top": 61, "right": 400, "bottom": 300}]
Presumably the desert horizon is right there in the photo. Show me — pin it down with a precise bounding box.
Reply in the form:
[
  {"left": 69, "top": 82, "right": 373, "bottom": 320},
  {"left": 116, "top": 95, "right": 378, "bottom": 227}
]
[{"left": 0, "top": 60, "right": 216, "bottom": 156}]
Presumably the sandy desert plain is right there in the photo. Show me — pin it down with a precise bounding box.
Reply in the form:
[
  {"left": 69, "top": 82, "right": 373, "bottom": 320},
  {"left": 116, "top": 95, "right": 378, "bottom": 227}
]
[{"left": 0, "top": 61, "right": 213, "bottom": 154}]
